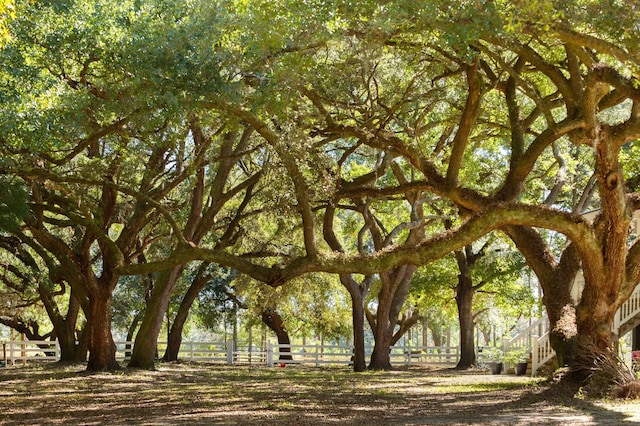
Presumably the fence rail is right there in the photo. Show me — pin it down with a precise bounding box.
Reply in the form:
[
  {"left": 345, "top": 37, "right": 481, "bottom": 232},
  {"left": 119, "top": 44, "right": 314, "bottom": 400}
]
[
  {"left": 1, "top": 340, "right": 59, "bottom": 365},
  {"left": 2, "top": 340, "right": 467, "bottom": 368}
]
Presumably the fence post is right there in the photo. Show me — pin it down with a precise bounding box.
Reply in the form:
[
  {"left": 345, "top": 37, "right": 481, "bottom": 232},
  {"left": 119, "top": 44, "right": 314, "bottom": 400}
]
[
  {"left": 190, "top": 341, "right": 194, "bottom": 361},
  {"left": 315, "top": 345, "right": 319, "bottom": 368},
  {"left": 2, "top": 341, "right": 5, "bottom": 366},
  {"left": 21, "top": 334, "right": 26, "bottom": 366},
  {"left": 267, "top": 343, "right": 274, "bottom": 367},
  {"left": 446, "top": 328, "right": 451, "bottom": 362},
  {"left": 55, "top": 339, "right": 61, "bottom": 362}
]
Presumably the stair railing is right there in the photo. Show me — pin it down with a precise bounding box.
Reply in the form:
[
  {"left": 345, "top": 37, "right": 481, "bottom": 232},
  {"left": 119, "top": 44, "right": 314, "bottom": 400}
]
[
  {"left": 531, "top": 332, "right": 554, "bottom": 375},
  {"left": 505, "top": 315, "right": 549, "bottom": 353},
  {"left": 614, "top": 284, "right": 640, "bottom": 334}
]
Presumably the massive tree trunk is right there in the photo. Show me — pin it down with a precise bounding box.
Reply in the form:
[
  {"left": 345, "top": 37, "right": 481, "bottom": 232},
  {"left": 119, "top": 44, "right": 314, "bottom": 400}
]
[
  {"left": 368, "top": 265, "right": 417, "bottom": 370},
  {"left": 86, "top": 290, "right": 118, "bottom": 371},
  {"left": 368, "top": 325, "right": 393, "bottom": 370},
  {"left": 340, "top": 275, "right": 371, "bottom": 373},
  {"left": 507, "top": 226, "right": 581, "bottom": 367},
  {"left": 542, "top": 282, "right": 578, "bottom": 367},
  {"left": 129, "top": 266, "right": 184, "bottom": 369},
  {"left": 262, "top": 308, "right": 293, "bottom": 361},
  {"left": 573, "top": 132, "right": 630, "bottom": 362}
]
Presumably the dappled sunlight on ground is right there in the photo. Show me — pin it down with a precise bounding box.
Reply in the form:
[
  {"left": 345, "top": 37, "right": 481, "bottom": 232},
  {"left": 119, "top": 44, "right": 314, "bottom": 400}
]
[{"left": 1, "top": 363, "right": 639, "bottom": 425}]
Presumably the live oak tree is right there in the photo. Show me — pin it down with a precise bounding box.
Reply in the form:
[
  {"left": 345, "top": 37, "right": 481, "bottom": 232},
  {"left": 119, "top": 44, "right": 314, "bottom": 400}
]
[
  {"left": 443, "top": 3, "right": 638, "bottom": 372},
  {"left": 255, "top": 1, "right": 640, "bottom": 377},
  {"left": 295, "top": 1, "right": 640, "bottom": 375},
  {"left": 4, "top": 0, "right": 640, "bottom": 390},
  {"left": 0, "top": 235, "right": 89, "bottom": 362},
  {"left": 0, "top": 0, "right": 268, "bottom": 371},
  {"left": 126, "top": 121, "right": 264, "bottom": 369},
  {"left": 115, "top": 1, "right": 623, "bottom": 369},
  {"left": 444, "top": 2, "right": 640, "bottom": 368},
  {"left": 0, "top": 0, "right": 236, "bottom": 370}
]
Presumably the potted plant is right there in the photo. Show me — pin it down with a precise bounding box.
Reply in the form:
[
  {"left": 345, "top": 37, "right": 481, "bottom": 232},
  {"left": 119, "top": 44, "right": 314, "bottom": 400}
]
[
  {"left": 504, "top": 347, "right": 529, "bottom": 376},
  {"left": 483, "top": 347, "right": 503, "bottom": 375}
]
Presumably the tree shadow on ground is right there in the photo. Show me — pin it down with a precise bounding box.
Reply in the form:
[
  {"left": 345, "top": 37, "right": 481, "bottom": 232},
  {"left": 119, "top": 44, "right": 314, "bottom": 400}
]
[{"left": 2, "top": 363, "right": 639, "bottom": 425}]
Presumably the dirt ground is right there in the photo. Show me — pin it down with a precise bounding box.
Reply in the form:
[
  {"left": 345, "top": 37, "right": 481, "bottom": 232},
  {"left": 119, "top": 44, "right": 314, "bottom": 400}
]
[{"left": 1, "top": 362, "right": 640, "bottom": 425}]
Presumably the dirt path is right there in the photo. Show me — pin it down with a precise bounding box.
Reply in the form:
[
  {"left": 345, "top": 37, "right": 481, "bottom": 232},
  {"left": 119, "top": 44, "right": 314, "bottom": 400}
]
[{"left": 1, "top": 363, "right": 639, "bottom": 425}]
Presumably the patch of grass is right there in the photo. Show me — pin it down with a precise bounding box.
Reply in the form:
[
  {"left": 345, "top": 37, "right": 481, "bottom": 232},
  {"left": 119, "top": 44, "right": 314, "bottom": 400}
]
[
  {"left": 432, "top": 381, "right": 538, "bottom": 394},
  {"left": 0, "top": 363, "right": 637, "bottom": 425}
]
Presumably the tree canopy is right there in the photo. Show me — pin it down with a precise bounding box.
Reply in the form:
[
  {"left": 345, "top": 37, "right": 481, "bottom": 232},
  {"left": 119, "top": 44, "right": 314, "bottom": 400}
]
[{"left": 1, "top": 0, "right": 640, "bottom": 388}]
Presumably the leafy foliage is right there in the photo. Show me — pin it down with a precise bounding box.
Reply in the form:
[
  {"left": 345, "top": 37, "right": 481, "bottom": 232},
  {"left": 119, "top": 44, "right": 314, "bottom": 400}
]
[
  {"left": 0, "top": 176, "right": 29, "bottom": 232},
  {"left": 194, "top": 267, "right": 237, "bottom": 332}
]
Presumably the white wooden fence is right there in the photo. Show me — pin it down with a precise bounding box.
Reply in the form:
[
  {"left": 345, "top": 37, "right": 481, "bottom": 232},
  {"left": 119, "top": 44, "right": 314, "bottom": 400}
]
[
  {"left": 1, "top": 339, "right": 464, "bottom": 368},
  {"left": 1, "top": 340, "right": 59, "bottom": 365}
]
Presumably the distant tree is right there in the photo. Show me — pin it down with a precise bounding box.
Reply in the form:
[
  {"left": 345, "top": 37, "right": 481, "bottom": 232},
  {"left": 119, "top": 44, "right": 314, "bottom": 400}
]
[
  {"left": 451, "top": 234, "right": 527, "bottom": 369},
  {"left": 163, "top": 264, "right": 236, "bottom": 361},
  {"left": 0, "top": 235, "right": 87, "bottom": 361}
]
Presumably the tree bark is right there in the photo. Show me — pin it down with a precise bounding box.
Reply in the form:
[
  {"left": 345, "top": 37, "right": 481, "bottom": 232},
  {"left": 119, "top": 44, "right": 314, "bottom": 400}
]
[
  {"left": 455, "top": 274, "right": 476, "bottom": 369},
  {"left": 86, "top": 290, "right": 118, "bottom": 371},
  {"left": 544, "top": 289, "right": 578, "bottom": 367},
  {"left": 369, "top": 328, "right": 393, "bottom": 370},
  {"left": 60, "top": 293, "right": 88, "bottom": 363},
  {"left": 450, "top": 245, "right": 481, "bottom": 370},
  {"left": 341, "top": 275, "right": 370, "bottom": 372},
  {"left": 368, "top": 265, "right": 417, "bottom": 370},
  {"left": 57, "top": 322, "right": 88, "bottom": 363},
  {"left": 129, "top": 266, "right": 184, "bottom": 369},
  {"left": 506, "top": 226, "right": 581, "bottom": 367},
  {"left": 350, "top": 291, "right": 367, "bottom": 372},
  {"left": 323, "top": 204, "right": 372, "bottom": 372},
  {"left": 569, "top": 132, "right": 629, "bottom": 372},
  {"left": 39, "top": 287, "right": 88, "bottom": 363},
  {"left": 162, "top": 269, "right": 211, "bottom": 362},
  {"left": 261, "top": 309, "right": 292, "bottom": 361}
]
